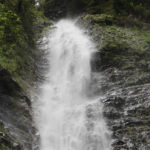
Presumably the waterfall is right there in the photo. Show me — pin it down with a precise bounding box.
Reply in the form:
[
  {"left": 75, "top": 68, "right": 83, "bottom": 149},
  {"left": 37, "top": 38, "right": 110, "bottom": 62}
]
[{"left": 34, "top": 19, "right": 112, "bottom": 150}]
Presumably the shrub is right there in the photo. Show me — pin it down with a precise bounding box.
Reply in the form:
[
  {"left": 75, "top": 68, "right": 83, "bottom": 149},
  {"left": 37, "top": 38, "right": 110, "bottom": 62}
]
[{"left": 0, "top": 3, "right": 27, "bottom": 72}]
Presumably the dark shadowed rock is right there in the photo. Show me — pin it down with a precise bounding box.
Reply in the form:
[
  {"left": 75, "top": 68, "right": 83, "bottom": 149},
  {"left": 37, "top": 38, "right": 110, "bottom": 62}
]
[
  {"left": 0, "top": 66, "right": 34, "bottom": 150},
  {"left": 79, "top": 15, "right": 150, "bottom": 150}
]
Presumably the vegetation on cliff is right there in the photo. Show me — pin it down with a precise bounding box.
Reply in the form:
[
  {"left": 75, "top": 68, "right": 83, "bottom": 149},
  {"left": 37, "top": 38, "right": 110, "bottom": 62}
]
[
  {"left": 0, "top": 0, "right": 150, "bottom": 150},
  {"left": 0, "top": 0, "right": 149, "bottom": 78},
  {"left": 80, "top": 5, "right": 150, "bottom": 149},
  {"left": 0, "top": 1, "right": 43, "bottom": 150},
  {"left": 0, "top": 0, "right": 46, "bottom": 86},
  {"left": 44, "top": 0, "right": 150, "bottom": 23}
]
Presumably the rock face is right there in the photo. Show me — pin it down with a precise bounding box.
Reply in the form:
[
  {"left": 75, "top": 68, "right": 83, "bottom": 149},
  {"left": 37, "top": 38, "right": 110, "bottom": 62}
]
[
  {"left": 80, "top": 14, "right": 150, "bottom": 150},
  {"left": 1, "top": 11, "right": 150, "bottom": 150},
  {"left": 0, "top": 66, "right": 34, "bottom": 150},
  {"left": 44, "top": 0, "right": 86, "bottom": 19}
]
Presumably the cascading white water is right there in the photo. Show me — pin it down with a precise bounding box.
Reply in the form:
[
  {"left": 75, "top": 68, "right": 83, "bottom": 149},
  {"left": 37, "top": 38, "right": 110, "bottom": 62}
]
[{"left": 35, "top": 19, "right": 112, "bottom": 150}]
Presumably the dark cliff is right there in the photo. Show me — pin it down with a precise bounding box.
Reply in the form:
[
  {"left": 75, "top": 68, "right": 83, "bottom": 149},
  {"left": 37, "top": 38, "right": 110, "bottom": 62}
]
[
  {"left": 0, "top": 67, "right": 34, "bottom": 150},
  {"left": 79, "top": 14, "right": 150, "bottom": 149},
  {"left": 43, "top": 0, "right": 150, "bottom": 148},
  {"left": 0, "top": 0, "right": 150, "bottom": 150},
  {"left": 0, "top": 1, "right": 44, "bottom": 149}
]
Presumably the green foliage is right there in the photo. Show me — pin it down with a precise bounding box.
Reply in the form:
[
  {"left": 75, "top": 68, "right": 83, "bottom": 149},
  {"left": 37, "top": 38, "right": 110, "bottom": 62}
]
[
  {"left": 82, "top": 0, "right": 95, "bottom": 6},
  {"left": 0, "top": 0, "right": 40, "bottom": 82},
  {"left": 0, "top": 144, "right": 9, "bottom": 150},
  {"left": 16, "top": 0, "right": 36, "bottom": 45},
  {"left": 0, "top": 0, "right": 36, "bottom": 45},
  {"left": 100, "top": 41, "right": 129, "bottom": 69},
  {"left": 0, "top": 122, "right": 7, "bottom": 134},
  {"left": 0, "top": 3, "right": 28, "bottom": 73},
  {"left": 44, "top": 0, "right": 86, "bottom": 17},
  {"left": 44, "top": 0, "right": 150, "bottom": 23},
  {"left": 114, "top": 0, "right": 150, "bottom": 22},
  {"left": 84, "top": 14, "right": 114, "bottom": 25}
]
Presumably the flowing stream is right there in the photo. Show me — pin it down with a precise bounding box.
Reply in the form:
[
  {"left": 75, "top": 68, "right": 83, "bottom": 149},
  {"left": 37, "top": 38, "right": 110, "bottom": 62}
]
[{"left": 34, "top": 20, "right": 112, "bottom": 150}]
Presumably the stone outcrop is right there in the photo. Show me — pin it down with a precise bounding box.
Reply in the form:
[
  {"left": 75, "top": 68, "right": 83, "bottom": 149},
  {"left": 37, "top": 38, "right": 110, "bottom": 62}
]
[
  {"left": 80, "top": 14, "right": 150, "bottom": 150},
  {"left": 0, "top": 66, "right": 34, "bottom": 150}
]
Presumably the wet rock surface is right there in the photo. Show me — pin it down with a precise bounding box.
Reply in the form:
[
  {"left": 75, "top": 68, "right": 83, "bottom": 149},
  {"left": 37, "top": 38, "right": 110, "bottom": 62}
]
[
  {"left": 0, "top": 66, "right": 34, "bottom": 150},
  {"left": 103, "top": 84, "right": 150, "bottom": 150},
  {"left": 80, "top": 15, "right": 150, "bottom": 150},
  {"left": 0, "top": 13, "right": 150, "bottom": 150}
]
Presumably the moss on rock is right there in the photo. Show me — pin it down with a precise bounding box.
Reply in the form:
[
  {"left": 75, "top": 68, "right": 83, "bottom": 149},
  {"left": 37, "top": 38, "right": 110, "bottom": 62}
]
[
  {"left": 83, "top": 14, "right": 114, "bottom": 25},
  {"left": 81, "top": 14, "right": 150, "bottom": 149},
  {"left": 82, "top": 14, "right": 150, "bottom": 86}
]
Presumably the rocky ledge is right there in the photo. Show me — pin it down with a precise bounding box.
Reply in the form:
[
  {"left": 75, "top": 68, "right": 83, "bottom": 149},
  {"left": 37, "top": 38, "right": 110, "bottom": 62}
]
[
  {"left": 80, "top": 14, "right": 150, "bottom": 150},
  {"left": 0, "top": 66, "right": 34, "bottom": 150}
]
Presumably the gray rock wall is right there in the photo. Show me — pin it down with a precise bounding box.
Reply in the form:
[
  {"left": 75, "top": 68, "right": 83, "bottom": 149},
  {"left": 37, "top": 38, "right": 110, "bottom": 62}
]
[
  {"left": 80, "top": 14, "right": 150, "bottom": 150},
  {"left": 0, "top": 67, "right": 34, "bottom": 150}
]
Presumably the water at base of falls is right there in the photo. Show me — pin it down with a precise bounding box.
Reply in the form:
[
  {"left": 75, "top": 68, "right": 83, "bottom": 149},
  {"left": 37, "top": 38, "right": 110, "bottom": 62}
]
[{"left": 34, "top": 19, "right": 112, "bottom": 150}]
